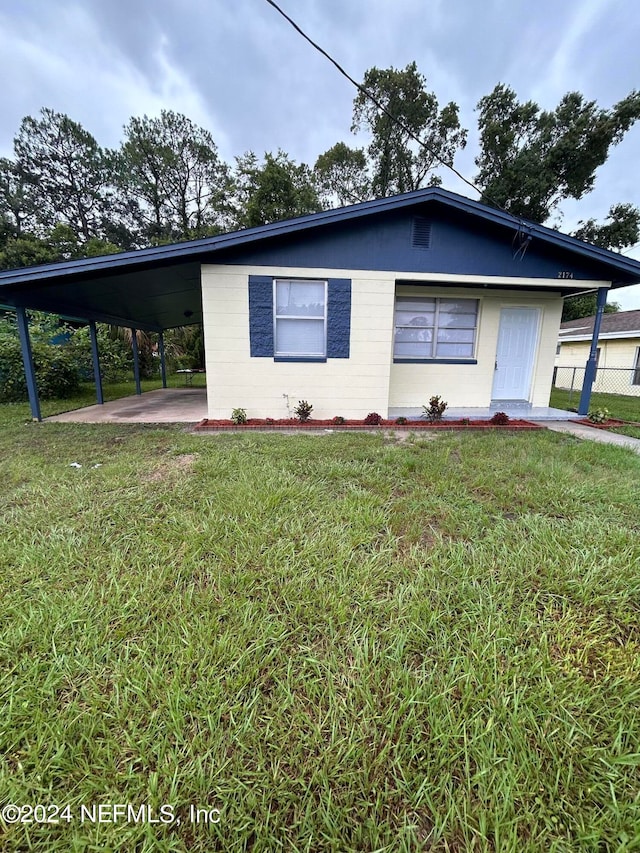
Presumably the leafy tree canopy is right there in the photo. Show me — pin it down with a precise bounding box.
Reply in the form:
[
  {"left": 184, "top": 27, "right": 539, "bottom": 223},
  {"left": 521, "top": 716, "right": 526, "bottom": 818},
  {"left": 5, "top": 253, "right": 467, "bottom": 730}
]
[
  {"left": 1, "top": 73, "right": 639, "bottom": 271},
  {"left": 0, "top": 156, "right": 34, "bottom": 238},
  {"left": 115, "top": 110, "right": 232, "bottom": 245},
  {"left": 314, "top": 142, "right": 370, "bottom": 207},
  {"left": 0, "top": 224, "right": 120, "bottom": 271},
  {"left": 233, "top": 151, "right": 322, "bottom": 229},
  {"left": 353, "top": 62, "right": 467, "bottom": 197},
  {"left": 561, "top": 294, "right": 621, "bottom": 323},
  {"left": 14, "top": 108, "right": 110, "bottom": 240},
  {"left": 475, "top": 84, "right": 640, "bottom": 225},
  {"left": 573, "top": 203, "right": 640, "bottom": 251},
  {"left": 316, "top": 62, "right": 467, "bottom": 203}
]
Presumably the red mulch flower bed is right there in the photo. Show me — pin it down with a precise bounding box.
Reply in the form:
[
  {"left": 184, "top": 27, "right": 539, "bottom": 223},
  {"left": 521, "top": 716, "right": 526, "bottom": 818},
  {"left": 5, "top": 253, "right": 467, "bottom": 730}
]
[
  {"left": 573, "top": 418, "right": 626, "bottom": 429},
  {"left": 195, "top": 418, "right": 542, "bottom": 431}
]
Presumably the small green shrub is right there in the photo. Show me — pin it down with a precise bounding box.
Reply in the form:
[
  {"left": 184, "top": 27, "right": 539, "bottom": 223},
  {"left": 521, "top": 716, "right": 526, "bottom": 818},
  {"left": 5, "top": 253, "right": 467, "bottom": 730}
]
[
  {"left": 294, "top": 400, "right": 313, "bottom": 422},
  {"left": 332, "top": 415, "right": 345, "bottom": 425},
  {"left": 588, "top": 407, "right": 610, "bottom": 424},
  {"left": 364, "top": 412, "right": 382, "bottom": 425},
  {"left": 231, "top": 407, "right": 247, "bottom": 424},
  {"left": 490, "top": 411, "right": 510, "bottom": 425},
  {"left": 0, "top": 334, "right": 80, "bottom": 401},
  {"left": 461, "top": 418, "right": 471, "bottom": 425},
  {"left": 395, "top": 416, "right": 407, "bottom": 425},
  {"left": 422, "top": 395, "right": 448, "bottom": 422},
  {"left": 69, "top": 325, "right": 132, "bottom": 382}
]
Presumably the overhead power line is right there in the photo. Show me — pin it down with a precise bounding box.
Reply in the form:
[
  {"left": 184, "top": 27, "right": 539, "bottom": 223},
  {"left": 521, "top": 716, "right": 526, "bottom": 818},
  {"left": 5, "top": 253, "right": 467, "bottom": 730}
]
[{"left": 263, "top": 0, "right": 492, "bottom": 205}]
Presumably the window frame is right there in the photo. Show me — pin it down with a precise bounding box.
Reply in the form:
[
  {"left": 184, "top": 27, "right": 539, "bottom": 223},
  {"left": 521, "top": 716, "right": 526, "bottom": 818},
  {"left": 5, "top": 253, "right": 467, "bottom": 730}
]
[
  {"left": 393, "top": 294, "right": 480, "bottom": 363},
  {"left": 273, "top": 278, "right": 328, "bottom": 360}
]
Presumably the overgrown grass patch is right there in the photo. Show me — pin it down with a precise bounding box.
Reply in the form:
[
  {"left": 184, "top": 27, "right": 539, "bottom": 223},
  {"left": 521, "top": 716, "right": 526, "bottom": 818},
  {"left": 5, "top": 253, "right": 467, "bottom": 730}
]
[{"left": 1, "top": 423, "right": 639, "bottom": 851}]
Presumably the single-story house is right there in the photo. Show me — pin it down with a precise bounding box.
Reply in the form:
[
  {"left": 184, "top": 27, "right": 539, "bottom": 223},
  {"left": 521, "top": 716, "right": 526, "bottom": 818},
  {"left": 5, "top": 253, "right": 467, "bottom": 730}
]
[
  {"left": 3, "top": 187, "right": 640, "bottom": 420},
  {"left": 557, "top": 309, "right": 640, "bottom": 397}
]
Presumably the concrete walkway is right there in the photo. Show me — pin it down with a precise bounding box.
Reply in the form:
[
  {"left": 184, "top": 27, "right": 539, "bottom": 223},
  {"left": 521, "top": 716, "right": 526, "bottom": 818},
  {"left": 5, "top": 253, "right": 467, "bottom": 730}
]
[
  {"left": 391, "top": 405, "right": 572, "bottom": 421},
  {"left": 46, "top": 388, "right": 207, "bottom": 424},
  {"left": 535, "top": 420, "right": 640, "bottom": 454}
]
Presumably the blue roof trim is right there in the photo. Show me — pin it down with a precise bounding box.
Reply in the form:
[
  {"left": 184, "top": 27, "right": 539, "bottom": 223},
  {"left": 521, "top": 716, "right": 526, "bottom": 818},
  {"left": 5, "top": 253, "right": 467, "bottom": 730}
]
[{"left": 1, "top": 188, "right": 640, "bottom": 286}]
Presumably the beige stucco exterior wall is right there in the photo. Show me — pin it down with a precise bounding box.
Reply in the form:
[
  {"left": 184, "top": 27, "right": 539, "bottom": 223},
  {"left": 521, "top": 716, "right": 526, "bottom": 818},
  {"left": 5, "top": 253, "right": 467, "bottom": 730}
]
[
  {"left": 201, "top": 264, "right": 568, "bottom": 418},
  {"left": 201, "top": 264, "right": 395, "bottom": 419},
  {"left": 556, "top": 338, "right": 640, "bottom": 395}
]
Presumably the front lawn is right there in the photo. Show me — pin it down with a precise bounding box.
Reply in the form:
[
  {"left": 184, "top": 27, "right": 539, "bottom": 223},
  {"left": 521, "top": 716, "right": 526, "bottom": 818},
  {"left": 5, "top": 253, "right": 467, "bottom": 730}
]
[
  {"left": 550, "top": 386, "right": 640, "bottom": 422},
  {"left": 1, "top": 421, "right": 639, "bottom": 851}
]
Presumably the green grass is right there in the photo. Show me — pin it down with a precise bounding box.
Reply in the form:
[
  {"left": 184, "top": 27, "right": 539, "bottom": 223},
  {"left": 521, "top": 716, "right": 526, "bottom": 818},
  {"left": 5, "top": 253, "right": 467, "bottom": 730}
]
[
  {"left": 551, "top": 387, "right": 640, "bottom": 422},
  {"left": 611, "top": 426, "right": 640, "bottom": 440},
  {"left": 1, "top": 419, "right": 640, "bottom": 851}
]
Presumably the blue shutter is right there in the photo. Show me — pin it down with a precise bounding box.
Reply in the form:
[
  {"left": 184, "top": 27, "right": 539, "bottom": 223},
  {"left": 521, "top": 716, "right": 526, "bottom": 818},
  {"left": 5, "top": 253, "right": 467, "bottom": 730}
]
[
  {"left": 327, "top": 278, "right": 351, "bottom": 359},
  {"left": 248, "top": 275, "right": 274, "bottom": 357}
]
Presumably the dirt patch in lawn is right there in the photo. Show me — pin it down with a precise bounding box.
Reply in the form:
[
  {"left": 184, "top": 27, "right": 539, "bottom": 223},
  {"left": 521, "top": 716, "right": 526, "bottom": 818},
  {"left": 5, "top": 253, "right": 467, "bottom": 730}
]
[{"left": 145, "top": 453, "right": 198, "bottom": 482}]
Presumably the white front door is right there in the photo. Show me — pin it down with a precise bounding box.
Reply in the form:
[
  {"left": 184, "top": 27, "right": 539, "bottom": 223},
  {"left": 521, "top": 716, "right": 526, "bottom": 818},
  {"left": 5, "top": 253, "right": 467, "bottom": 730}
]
[{"left": 492, "top": 308, "right": 540, "bottom": 401}]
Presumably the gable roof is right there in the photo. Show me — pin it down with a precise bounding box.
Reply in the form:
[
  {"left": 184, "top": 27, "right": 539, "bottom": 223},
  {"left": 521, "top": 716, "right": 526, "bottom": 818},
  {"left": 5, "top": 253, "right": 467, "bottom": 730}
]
[
  {"left": 559, "top": 308, "right": 640, "bottom": 341},
  {"left": 2, "top": 187, "right": 640, "bottom": 330}
]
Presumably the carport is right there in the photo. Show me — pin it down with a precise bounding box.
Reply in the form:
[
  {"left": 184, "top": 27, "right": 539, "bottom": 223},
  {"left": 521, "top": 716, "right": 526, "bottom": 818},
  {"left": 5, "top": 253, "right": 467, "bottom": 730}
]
[{"left": 0, "top": 240, "right": 211, "bottom": 421}]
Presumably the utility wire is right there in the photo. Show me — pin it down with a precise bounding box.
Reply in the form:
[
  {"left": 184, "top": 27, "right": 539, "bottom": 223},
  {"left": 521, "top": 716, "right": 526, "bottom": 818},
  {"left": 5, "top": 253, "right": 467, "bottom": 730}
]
[
  {"left": 620, "top": 241, "right": 640, "bottom": 256},
  {"left": 263, "top": 0, "right": 502, "bottom": 210}
]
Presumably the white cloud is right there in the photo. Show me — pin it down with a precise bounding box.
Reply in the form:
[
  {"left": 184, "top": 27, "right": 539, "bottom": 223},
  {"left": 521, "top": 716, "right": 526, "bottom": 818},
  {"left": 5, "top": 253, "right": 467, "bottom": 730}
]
[{"left": 531, "top": 0, "right": 610, "bottom": 100}]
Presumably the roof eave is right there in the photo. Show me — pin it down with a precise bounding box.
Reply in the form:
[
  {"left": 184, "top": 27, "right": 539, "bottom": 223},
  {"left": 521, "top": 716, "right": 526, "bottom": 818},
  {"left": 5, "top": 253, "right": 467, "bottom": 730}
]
[{"left": 2, "top": 187, "right": 640, "bottom": 287}]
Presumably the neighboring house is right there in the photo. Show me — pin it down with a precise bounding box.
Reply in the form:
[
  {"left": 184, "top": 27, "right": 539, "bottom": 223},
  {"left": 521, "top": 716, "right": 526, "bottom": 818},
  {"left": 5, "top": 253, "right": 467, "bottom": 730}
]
[
  {"left": 557, "top": 309, "right": 640, "bottom": 397},
  {"left": 3, "top": 188, "right": 640, "bottom": 420}
]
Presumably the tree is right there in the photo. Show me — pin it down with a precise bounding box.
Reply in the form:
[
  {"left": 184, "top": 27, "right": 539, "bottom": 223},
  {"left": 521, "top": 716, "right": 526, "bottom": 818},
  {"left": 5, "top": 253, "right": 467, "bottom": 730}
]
[
  {"left": 13, "top": 108, "right": 110, "bottom": 240},
  {"left": 350, "top": 62, "right": 467, "bottom": 198},
  {"left": 573, "top": 203, "right": 640, "bottom": 251},
  {"left": 0, "top": 235, "right": 58, "bottom": 271},
  {"left": 314, "top": 142, "right": 371, "bottom": 206},
  {"left": 115, "top": 110, "right": 231, "bottom": 244},
  {"left": 561, "top": 294, "right": 621, "bottom": 323},
  {"left": 232, "top": 151, "right": 322, "bottom": 228},
  {"left": 475, "top": 85, "right": 640, "bottom": 224},
  {"left": 162, "top": 324, "right": 205, "bottom": 370},
  {"left": 0, "top": 224, "right": 120, "bottom": 271},
  {"left": 0, "top": 157, "right": 35, "bottom": 238}
]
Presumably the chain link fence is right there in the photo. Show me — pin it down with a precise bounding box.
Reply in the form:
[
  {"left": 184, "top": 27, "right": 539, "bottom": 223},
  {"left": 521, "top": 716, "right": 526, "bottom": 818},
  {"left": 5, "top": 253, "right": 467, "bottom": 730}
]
[{"left": 553, "top": 365, "right": 640, "bottom": 409}]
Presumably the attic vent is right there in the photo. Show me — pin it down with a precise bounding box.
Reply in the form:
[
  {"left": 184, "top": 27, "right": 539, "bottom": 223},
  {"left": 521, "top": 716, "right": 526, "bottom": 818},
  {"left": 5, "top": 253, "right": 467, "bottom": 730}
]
[{"left": 412, "top": 217, "right": 432, "bottom": 249}]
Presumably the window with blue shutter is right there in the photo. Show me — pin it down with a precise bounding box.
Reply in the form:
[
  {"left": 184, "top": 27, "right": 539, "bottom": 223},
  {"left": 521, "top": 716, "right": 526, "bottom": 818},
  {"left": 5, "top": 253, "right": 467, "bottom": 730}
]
[{"left": 248, "top": 275, "right": 351, "bottom": 361}]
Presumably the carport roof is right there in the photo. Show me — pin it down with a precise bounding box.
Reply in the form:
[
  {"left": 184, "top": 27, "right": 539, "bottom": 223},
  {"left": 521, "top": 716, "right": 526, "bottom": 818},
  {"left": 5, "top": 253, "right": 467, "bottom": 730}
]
[{"left": 2, "top": 187, "right": 640, "bottom": 330}]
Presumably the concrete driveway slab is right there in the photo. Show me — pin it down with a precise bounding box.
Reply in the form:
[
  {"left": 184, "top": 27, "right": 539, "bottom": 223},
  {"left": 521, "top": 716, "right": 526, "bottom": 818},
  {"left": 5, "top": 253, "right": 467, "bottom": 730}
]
[{"left": 46, "top": 388, "right": 207, "bottom": 424}]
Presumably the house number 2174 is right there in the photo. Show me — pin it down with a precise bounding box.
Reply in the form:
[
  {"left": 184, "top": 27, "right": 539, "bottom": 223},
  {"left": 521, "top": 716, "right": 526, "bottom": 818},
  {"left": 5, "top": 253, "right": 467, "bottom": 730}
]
[{"left": 557, "top": 271, "right": 574, "bottom": 279}]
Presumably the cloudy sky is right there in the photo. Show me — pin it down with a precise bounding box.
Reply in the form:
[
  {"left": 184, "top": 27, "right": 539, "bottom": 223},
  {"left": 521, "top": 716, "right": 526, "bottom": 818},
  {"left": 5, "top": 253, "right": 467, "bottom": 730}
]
[{"left": 1, "top": 0, "right": 640, "bottom": 306}]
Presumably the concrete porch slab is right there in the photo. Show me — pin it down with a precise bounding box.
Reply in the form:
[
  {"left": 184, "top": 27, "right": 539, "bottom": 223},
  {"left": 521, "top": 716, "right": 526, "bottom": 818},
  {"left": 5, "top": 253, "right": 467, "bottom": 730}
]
[
  {"left": 388, "top": 405, "right": 573, "bottom": 421},
  {"left": 46, "top": 388, "right": 208, "bottom": 424}
]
